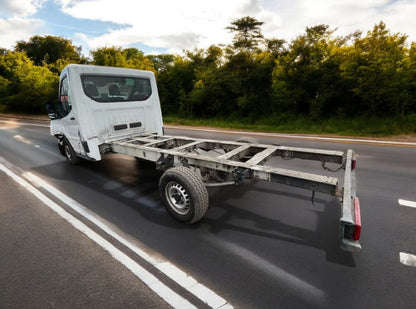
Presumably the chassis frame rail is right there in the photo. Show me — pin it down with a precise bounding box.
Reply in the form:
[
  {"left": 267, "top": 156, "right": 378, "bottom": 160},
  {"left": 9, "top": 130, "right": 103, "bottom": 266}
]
[{"left": 107, "top": 134, "right": 361, "bottom": 252}]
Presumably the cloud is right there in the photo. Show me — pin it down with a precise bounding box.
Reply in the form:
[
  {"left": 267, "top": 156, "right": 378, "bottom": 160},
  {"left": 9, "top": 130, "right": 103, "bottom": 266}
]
[
  {"left": 2, "top": 0, "right": 416, "bottom": 53},
  {"left": 0, "top": 17, "right": 44, "bottom": 49},
  {"left": 0, "top": 0, "right": 45, "bottom": 16},
  {"left": 0, "top": 0, "right": 46, "bottom": 49},
  {"left": 382, "top": 1, "right": 416, "bottom": 39},
  {"left": 270, "top": 0, "right": 416, "bottom": 42},
  {"left": 57, "top": 0, "right": 281, "bottom": 53},
  {"left": 56, "top": 0, "right": 416, "bottom": 55}
]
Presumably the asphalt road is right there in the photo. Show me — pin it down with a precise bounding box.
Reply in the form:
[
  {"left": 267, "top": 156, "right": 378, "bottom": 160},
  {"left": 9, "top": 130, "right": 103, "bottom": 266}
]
[{"left": 1, "top": 116, "right": 415, "bottom": 308}]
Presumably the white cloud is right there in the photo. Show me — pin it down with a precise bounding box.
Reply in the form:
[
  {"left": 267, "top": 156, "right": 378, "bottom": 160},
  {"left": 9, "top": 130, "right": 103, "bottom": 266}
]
[
  {"left": 269, "top": 0, "right": 416, "bottom": 42},
  {"left": 0, "top": 0, "right": 45, "bottom": 16},
  {"left": 58, "top": 0, "right": 281, "bottom": 53},
  {"left": 382, "top": 1, "right": 416, "bottom": 39},
  {"left": 0, "top": 17, "right": 45, "bottom": 49},
  {"left": 0, "top": 0, "right": 46, "bottom": 49},
  {"left": 56, "top": 0, "right": 416, "bottom": 54},
  {"left": 2, "top": 0, "right": 416, "bottom": 53}
]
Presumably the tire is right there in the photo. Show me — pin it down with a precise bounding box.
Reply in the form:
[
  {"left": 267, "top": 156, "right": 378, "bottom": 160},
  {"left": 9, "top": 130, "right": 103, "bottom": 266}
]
[
  {"left": 58, "top": 139, "right": 65, "bottom": 156},
  {"left": 159, "top": 166, "right": 209, "bottom": 224},
  {"left": 63, "top": 138, "right": 81, "bottom": 165}
]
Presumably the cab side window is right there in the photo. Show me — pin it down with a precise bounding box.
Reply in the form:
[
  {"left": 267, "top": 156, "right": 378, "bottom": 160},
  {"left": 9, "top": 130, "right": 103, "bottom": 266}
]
[{"left": 58, "top": 76, "right": 71, "bottom": 118}]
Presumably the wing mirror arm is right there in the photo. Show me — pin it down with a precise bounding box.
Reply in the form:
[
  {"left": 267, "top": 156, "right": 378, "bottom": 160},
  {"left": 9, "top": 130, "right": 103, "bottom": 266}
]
[{"left": 45, "top": 103, "right": 58, "bottom": 120}]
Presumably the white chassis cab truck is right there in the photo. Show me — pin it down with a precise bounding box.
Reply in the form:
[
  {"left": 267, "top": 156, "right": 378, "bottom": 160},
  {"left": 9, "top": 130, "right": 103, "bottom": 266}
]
[{"left": 46, "top": 64, "right": 362, "bottom": 252}]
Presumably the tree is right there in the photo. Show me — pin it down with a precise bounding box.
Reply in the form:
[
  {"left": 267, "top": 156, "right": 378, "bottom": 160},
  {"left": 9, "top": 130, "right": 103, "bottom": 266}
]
[
  {"left": 0, "top": 51, "right": 58, "bottom": 113},
  {"left": 226, "top": 16, "right": 264, "bottom": 52},
  {"left": 341, "top": 21, "right": 409, "bottom": 116},
  {"left": 91, "top": 46, "right": 125, "bottom": 67},
  {"left": 265, "top": 38, "right": 287, "bottom": 58},
  {"left": 407, "top": 43, "right": 416, "bottom": 113},
  {"left": 156, "top": 55, "right": 196, "bottom": 115},
  {"left": 186, "top": 47, "right": 238, "bottom": 117},
  {"left": 91, "top": 46, "right": 155, "bottom": 71},
  {"left": 158, "top": 46, "right": 225, "bottom": 117},
  {"left": 15, "top": 35, "right": 81, "bottom": 66},
  {"left": 272, "top": 25, "right": 344, "bottom": 117},
  {"left": 147, "top": 54, "right": 176, "bottom": 74}
]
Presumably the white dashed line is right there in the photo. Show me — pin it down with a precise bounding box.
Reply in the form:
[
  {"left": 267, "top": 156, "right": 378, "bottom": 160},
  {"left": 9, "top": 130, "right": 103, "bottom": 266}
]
[
  {"left": 398, "top": 199, "right": 416, "bottom": 267},
  {"left": 400, "top": 252, "right": 416, "bottom": 267},
  {"left": 398, "top": 199, "right": 416, "bottom": 208}
]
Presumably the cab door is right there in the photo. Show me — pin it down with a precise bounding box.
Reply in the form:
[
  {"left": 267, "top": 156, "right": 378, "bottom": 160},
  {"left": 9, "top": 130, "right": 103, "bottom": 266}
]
[{"left": 59, "top": 74, "right": 82, "bottom": 154}]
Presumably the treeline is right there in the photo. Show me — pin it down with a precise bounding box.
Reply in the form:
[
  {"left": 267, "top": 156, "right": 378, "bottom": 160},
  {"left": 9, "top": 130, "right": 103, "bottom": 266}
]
[{"left": 1, "top": 18, "right": 416, "bottom": 123}]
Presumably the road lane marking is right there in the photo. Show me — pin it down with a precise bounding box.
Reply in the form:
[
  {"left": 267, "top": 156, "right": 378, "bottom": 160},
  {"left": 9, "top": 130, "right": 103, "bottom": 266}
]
[
  {"left": 398, "top": 200, "right": 416, "bottom": 267},
  {"left": 22, "top": 171, "right": 231, "bottom": 309},
  {"left": 0, "top": 162, "right": 198, "bottom": 309},
  {"left": 400, "top": 252, "right": 416, "bottom": 267},
  {"left": 11, "top": 134, "right": 40, "bottom": 148},
  {"left": 398, "top": 199, "right": 416, "bottom": 208},
  {"left": 13, "top": 134, "right": 36, "bottom": 146}
]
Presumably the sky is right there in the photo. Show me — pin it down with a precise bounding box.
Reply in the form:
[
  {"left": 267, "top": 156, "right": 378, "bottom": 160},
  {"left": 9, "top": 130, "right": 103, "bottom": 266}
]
[{"left": 1, "top": 0, "right": 416, "bottom": 56}]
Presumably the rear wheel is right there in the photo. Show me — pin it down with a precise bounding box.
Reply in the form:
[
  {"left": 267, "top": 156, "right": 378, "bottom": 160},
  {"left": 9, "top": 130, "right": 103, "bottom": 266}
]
[
  {"left": 159, "top": 166, "right": 209, "bottom": 224},
  {"left": 63, "top": 138, "right": 81, "bottom": 165}
]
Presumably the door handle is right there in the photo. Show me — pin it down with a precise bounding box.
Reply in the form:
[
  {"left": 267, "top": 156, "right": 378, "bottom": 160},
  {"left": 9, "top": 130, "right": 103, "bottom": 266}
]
[{"left": 70, "top": 117, "right": 75, "bottom": 120}]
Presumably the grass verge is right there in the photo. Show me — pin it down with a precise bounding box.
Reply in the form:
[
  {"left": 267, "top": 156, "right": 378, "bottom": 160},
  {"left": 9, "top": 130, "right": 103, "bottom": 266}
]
[{"left": 163, "top": 114, "right": 416, "bottom": 137}]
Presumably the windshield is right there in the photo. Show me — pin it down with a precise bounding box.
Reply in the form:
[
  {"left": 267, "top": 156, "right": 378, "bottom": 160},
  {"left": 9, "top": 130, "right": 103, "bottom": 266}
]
[{"left": 81, "top": 74, "right": 152, "bottom": 102}]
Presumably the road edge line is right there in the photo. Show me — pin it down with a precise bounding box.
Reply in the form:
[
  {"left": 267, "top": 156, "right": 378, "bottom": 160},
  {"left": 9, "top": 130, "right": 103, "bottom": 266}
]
[
  {"left": 0, "top": 161, "right": 196, "bottom": 309},
  {"left": 22, "top": 172, "right": 231, "bottom": 309}
]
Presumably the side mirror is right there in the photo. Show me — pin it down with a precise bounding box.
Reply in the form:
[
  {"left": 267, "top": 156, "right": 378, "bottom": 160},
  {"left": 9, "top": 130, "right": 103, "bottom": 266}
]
[{"left": 45, "top": 103, "right": 58, "bottom": 120}]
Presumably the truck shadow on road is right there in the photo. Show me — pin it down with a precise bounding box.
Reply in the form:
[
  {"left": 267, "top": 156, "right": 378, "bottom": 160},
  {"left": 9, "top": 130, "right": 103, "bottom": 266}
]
[
  {"left": 32, "top": 156, "right": 356, "bottom": 269},
  {"left": 205, "top": 183, "right": 357, "bottom": 267}
]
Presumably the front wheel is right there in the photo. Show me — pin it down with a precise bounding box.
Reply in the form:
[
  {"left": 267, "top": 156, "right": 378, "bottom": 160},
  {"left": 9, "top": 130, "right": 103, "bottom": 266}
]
[
  {"left": 63, "top": 138, "right": 81, "bottom": 165},
  {"left": 159, "top": 166, "right": 209, "bottom": 224}
]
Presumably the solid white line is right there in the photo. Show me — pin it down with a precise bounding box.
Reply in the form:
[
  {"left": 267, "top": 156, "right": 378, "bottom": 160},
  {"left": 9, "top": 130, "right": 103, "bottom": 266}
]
[
  {"left": 22, "top": 172, "right": 231, "bottom": 309},
  {"left": 398, "top": 199, "right": 416, "bottom": 208},
  {"left": 165, "top": 125, "right": 416, "bottom": 146},
  {"left": 400, "top": 252, "right": 416, "bottom": 267},
  {"left": 0, "top": 162, "right": 195, "bottom": 309}
]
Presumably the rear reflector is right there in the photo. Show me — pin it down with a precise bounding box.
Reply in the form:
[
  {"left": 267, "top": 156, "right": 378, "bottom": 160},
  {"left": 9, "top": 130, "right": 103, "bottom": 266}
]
[
  {"left": 352, "top": 158, "right": 357, "bottom": 170},
  {"left": 353, "top": 197, "right": 361, "bottom": 241}
]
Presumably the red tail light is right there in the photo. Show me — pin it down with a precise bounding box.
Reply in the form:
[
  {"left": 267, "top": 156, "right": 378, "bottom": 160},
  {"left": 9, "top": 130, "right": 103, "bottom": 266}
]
[{"left": 353, "top": 197, "right": 361, "bottom": 241}]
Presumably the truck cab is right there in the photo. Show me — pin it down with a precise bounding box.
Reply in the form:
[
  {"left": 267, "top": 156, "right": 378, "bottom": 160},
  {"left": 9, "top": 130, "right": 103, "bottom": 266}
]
[{"left": 47, "top": 64, "right": 164, "bottom": 162}]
